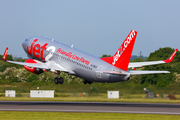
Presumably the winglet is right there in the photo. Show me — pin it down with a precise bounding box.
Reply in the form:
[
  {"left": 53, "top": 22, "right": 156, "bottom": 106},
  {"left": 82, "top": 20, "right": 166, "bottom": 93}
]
[
  {"left": 2, "top": 47, "right": 8, "bottom": 61},
  {"left": 164, "top": 49, "right": 178, "bottom": 63}
]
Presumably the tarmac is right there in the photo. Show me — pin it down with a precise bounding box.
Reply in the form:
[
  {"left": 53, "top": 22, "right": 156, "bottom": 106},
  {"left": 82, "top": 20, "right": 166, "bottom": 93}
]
[{"left": 0, "top": 101, "right": 180, "bottom": 115}]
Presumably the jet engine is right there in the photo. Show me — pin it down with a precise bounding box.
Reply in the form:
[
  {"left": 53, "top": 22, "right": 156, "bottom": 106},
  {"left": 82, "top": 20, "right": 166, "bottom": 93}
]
[{"left": 24, "top": 59, "right": 44, "bottom": 75}]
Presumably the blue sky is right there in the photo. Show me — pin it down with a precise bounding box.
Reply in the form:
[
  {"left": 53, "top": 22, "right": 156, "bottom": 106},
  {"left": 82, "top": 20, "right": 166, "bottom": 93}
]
[{"left": 0, "top": 0, "right": 180, "bottom": 58}]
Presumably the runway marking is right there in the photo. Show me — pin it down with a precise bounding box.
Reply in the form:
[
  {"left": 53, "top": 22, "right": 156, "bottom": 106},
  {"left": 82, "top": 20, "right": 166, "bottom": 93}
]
[{"left": 0, "top": 109, "right": 180, "bottom": 115}]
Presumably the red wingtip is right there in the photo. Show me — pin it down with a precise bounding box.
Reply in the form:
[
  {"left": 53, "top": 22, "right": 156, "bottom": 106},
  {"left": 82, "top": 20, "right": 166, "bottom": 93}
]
[
  {"left": 164, "top": 49, "right": 178, "bottom": 63},
  {"left": 132, "top": 67, "right": 136, "bottom": 70},
  {"left": 2, "top": 47, "right": 8, "bottom": 61}
]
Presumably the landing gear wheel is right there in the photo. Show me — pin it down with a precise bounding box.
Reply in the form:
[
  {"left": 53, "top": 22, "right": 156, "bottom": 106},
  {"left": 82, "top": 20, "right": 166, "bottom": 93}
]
[
  {"left": 54, "top": 77, "right": 59, "bottom": 84},
  {"left": 59, "top": 77, "right": 64, "bottom": 84},
  {"left": 88, "top": 81, "right": 92, "bottom": 84},
  {"left": 83, "top": 79, "right": 87, "bottom": 84}
]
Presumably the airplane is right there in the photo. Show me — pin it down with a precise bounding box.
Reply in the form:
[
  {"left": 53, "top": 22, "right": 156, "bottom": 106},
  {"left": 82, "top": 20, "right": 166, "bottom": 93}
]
[{"left": 2, "top": 30, "right": 178, "bottom": 84}]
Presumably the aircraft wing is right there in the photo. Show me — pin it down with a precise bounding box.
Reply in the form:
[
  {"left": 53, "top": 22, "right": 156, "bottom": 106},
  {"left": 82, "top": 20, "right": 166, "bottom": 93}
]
[
  {"left": 2, "top": 47, "right": 69, "bottom": 73},
  {"left": 128, "top": 49, "right": 178, "bottom": 68},
  {"left": 7, "top": 60, "right": 69, "bottom": 72}
]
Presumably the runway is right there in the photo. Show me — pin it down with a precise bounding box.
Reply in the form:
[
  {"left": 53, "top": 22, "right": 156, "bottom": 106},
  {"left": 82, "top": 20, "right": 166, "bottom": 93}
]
[{"left": 0, "top": 101, "right": 180, "bottom": 115}]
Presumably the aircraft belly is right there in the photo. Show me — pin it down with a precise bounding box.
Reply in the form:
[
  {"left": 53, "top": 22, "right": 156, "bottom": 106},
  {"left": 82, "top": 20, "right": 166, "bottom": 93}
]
[
  {"left": 74, "top": 68, "right": 95, "bottom": 81},
  {"left": 107, "top": 74, "right": 127, "bottom": 83},
  {"left": 75, "top": 71, "right": 126, "bottom": 83}
]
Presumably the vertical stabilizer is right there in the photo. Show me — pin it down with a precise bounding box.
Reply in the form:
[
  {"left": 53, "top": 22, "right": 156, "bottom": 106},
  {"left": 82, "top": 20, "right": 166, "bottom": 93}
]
[{"left": 101, "top": 30, "right": 137, "bottom": 71}]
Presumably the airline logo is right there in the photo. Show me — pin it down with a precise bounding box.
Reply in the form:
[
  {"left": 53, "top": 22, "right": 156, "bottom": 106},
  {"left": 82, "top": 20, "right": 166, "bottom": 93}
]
[
  {"left": 124, "top": 30, "right": 136, "bottom": 48},
  {"left": 27, "top": 39, "right": 48, "bottom": 60},
  {"left": 27, "top": 39, "right": 90, "bottom": 64},
  {"left": 112, "top": 30, "right": 136, "bottom": 65},
  {"left": 112, "top": 46, "right": 123, "bottom": 65}
]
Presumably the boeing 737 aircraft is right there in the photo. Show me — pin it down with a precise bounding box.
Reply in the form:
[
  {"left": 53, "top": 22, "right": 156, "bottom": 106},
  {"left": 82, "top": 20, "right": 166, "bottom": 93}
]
[{"left": 2, "top": 30, "right": 178, "bottom": 84}]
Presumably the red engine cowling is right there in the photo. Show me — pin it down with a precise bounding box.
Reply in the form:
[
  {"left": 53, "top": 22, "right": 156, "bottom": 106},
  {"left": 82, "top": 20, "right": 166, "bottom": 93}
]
[{"left": 24, "top": 59, "right": 44, "bottom": 75}]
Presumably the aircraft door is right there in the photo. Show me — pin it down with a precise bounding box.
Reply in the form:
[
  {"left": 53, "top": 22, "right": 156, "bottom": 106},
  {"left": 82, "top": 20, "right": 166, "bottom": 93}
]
[{"left": 96, "top": 65, "right": 103, "bottom": 78}]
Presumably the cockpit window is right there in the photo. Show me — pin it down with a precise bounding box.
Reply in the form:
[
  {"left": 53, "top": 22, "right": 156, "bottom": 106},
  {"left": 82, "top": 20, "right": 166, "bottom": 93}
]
[{"left": 25, "top": 39, "right": 28, "bottom": 42}]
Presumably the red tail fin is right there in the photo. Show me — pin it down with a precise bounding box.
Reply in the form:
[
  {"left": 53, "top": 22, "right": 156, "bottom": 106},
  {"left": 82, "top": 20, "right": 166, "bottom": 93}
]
[{"left": 101, "top": 30, "right": 137, "bottom": 71}]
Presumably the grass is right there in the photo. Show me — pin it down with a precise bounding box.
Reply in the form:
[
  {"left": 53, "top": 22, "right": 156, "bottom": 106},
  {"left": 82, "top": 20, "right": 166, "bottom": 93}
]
[
  {"left": 1, "top": 83, "right": 180, "bottom": 95},
  {"left": 0, "top": 111, "right": 179, "bottom": 120},
  {"left": 1, "top": 96, "right": 180, "bottom": 104},
  {"left": 1, "top": 92, "right": 180, "bottom": 103}
]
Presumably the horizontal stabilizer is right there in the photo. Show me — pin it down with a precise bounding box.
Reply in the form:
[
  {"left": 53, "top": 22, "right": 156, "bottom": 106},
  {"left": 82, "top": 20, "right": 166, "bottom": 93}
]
[
  {"left": 128, "top": 70, "right": 170, "bottom": 75},
  {"left": 98, "top": 70, "right": 169, "bottom": 75},
  {"left": 97, "top": 71, "right": 129, "bottom": 75}
]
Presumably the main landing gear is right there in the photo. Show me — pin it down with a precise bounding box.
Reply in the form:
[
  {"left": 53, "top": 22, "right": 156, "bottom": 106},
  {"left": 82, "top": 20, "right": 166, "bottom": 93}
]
[
  {"left": 54, "top": 71, "right": 64, "bottom": 84},
  {"left": 54, "top": 77, "right": 64, "bottom": 84},
  {"left": 83, "top": 79, "right": 92, "bottom": 84}
]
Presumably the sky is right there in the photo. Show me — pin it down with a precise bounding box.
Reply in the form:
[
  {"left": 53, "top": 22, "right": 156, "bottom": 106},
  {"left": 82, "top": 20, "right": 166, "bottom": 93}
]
[{"left": 0, "top": 0, "right": 180, "bottom": 58}]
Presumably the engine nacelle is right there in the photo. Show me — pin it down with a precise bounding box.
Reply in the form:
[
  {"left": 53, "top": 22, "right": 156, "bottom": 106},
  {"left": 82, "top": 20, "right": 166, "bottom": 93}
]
[
  {"left": 24, "top": 59, "right": 44, "bottom": 75},
  {"left": 34, "top": 67, "right": 44, "bottom": 75}
]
